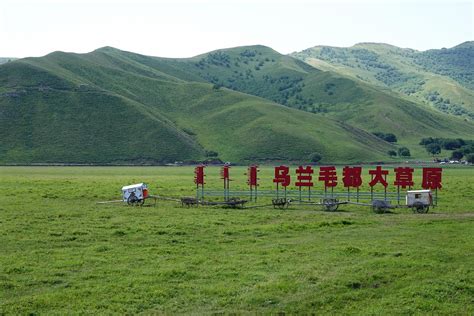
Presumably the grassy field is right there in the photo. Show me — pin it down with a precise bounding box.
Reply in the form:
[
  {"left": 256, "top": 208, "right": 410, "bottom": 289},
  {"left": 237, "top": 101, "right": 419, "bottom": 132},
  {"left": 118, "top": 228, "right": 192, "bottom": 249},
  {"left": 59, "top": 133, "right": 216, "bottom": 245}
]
[{"left": 1, "top": 166, "right": 473, "bottom": 314}]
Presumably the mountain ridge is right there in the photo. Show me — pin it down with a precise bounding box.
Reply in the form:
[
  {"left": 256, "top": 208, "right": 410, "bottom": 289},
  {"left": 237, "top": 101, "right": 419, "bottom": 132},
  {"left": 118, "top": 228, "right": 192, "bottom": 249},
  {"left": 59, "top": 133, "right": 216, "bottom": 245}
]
[
  {"left": 291, "top": 41, "right": 474, "bottom": 119},
  {"left": 1, "top": 43, "right": 472, "bottom": 164}
]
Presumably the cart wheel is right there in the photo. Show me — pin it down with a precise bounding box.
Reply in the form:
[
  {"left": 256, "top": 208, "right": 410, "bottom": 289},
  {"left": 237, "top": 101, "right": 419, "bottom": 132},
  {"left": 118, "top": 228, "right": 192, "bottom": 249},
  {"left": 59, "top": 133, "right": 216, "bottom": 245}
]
[
  {"left": 412, "top": 202, "right": 429, "bottom": 214},
  {"left": 325, "top": 203, "right": 339, "bottom": 212},
  {"left": 127, "top": 194, "right": 141, "bottom": 206},
  {"left": 372, "top": 205, "right": 386, "bottom": 214},
  {"left": 372, "top": 200, "right": 389, "bottom": 214},
  {"left": 322, "top": 199, "right": 339, "bottom": 212}
]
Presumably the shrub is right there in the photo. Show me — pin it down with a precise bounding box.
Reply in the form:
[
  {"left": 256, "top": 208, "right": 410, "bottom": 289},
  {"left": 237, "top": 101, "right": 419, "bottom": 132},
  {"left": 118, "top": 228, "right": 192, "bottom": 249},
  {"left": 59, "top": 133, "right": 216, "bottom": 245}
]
[
  {"left": 309, "top": 152, "right": 322, "bottom": 163},
  {"left": 466, "top": 154, "right": 474, "bottom": 164},
  {"left": 398, "top": 147, "right": 411, "bottom": 157},
  {"left": 205, "top": 150, "right": 219, "bottom": 157},
  {"left": 451, "top": 150, "right": 464, "bottom": 160},
  {"left": 373, "top": 132, "right": 397, "bottom": 143},
  {"left": 387, "top": 150, "right": 397, "bottom": 157},
  {"left": 426, "top": 143, "right": 441, "bottom": 156}
]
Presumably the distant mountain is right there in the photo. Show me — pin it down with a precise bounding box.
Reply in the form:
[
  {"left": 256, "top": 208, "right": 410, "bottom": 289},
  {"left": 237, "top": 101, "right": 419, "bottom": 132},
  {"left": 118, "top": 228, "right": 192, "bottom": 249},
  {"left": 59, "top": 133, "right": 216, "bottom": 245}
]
[
  {"left": 0, "top": 45, "right": 472, "bottom": 164},
  {"left": 291, "top": 42, "right": 474, "bottom": 119}
]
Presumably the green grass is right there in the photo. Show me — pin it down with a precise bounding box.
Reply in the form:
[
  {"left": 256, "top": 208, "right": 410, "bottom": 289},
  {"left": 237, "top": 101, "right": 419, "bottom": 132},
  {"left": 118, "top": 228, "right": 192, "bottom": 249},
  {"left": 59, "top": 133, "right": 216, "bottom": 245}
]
[{"left": 1, "top": 166, "right": 473, "bottom": 314}]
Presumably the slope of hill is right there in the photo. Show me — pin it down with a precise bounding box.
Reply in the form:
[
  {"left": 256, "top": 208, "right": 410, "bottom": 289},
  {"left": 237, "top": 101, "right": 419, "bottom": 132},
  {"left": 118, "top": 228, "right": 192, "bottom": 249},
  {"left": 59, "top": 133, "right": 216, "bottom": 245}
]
[
  {"left": 0, "top": 61, "right": 204, "bottom": 164},
  {"left": 125, "top": 45, "right": 473, "bottom": 143},
  {"left": 0, "top": 49, "right": 396, "bottom": 164},
  {"left": 414, "top": 41, "right": 474, "bottom": 89},
  {"left": 291, "top": 42, "right": 474, "bottom": 119}
]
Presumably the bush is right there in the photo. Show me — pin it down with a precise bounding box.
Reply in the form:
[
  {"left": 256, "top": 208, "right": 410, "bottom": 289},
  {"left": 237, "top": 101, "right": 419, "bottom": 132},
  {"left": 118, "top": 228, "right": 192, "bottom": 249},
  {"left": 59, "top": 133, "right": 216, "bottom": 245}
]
[
  {"left": 451, "top": 150, "right": 463, "bottom": 160},
  {"left": 205, "top": 150, "right": 219, "bottom": 157},
  {"left": 384, "top": 133, "right": 397, "bottom": 143},
  {"left": 426, "top": 143, "right": 441, "bottom": 156},
  {"left": 373, "top": 132, "right": 397, "bottom": 143},
  {"left": 398, "top": 147, "right": 411, "bottom": 157},
  {"left": 466, "top": 154, "right": 474, "bottom": 164},
  {"left": 387, "top": 150, "right": 397, "bottom": 157},
  {"left": 420, "top": 137, "right": 435, "bottom": 145},
  {"left": 442, "top": 139, "right": 462, "bottom": 150},
  {"left": 309, "top": 152, "right": 322, "bottom": 163}
]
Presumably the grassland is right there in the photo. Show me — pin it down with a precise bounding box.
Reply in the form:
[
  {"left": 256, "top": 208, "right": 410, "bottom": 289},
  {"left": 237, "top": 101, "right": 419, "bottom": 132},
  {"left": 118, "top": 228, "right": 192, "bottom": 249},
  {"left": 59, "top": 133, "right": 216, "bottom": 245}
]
[{"left": 1, "top": 166, "right": 473, "bottom": 314}]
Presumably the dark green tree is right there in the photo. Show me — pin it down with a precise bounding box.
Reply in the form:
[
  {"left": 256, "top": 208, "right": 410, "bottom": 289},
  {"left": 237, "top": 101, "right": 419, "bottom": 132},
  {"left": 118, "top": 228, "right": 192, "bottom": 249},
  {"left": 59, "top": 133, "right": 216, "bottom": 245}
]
[
  {"left": 384, "top": 133, "right": 397, "bottom": 143},
  {"left": 441, "top": 139, "right": 462, "bottom": 150},
  {"left": 309, "top": 152, "right": 322, "bottom": 163},
  {"left": 205, "top": 150, "right": 219, "bottom": 157},
  {"left": 426, "top": 143, "right": 441, "bottom": 156},
  {"left": 451, "top": 150, "right": 463, "bottom": 160},
  {"left": 398, "top": 147, "right": 411, "bottom": 157},
  {"left": 387, "top": 150, "right": 397, "bottom": 157},
  {"left": 466, "top": 154, "right": 474, "bottom": 164}
]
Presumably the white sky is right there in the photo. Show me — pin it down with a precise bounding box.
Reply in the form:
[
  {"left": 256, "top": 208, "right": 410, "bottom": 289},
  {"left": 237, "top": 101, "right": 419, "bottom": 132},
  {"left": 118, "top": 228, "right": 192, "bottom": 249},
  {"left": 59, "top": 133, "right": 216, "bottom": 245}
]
[{"left": 1, "top": 0, "right": 473, "bottom": 58}]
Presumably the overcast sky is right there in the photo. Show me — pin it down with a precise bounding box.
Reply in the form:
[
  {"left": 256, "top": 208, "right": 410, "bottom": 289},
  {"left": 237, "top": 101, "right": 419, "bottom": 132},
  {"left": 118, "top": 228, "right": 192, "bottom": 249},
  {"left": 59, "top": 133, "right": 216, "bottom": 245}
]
[{"left": 1, "top": 0, "right": 472, "bottom": 58}]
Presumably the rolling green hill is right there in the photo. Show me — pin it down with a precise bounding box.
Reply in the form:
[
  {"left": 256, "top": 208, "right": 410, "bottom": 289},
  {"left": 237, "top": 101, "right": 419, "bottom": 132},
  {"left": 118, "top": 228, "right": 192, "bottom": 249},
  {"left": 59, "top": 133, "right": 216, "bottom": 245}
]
[
  {"left": 0, "top": 49, "right": 395, "bottom": 164},
  {"left": 0, "top": 45, "right": 472, "bottom": 164},
  {"left": 291, "top": 42, "right": 474, "bottom": 119},
  {"left": 127, "top": 45, "right": 472, "bottom": 146}
]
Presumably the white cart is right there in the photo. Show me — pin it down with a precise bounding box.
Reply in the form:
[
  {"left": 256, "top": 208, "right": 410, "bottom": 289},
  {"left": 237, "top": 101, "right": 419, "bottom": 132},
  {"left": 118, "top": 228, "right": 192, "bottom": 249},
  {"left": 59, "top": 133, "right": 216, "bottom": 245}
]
[
  {"left": 122, "top": 183, "right": 149, "bottom": 206},
  {"left": 406, "top": 190, "right": 433, "bottom": 213}
]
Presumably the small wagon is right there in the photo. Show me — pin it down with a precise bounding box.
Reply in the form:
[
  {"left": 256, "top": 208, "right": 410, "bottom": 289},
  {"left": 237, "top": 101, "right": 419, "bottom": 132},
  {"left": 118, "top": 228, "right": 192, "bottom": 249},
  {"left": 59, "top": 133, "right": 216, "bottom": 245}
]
[
  {"left": 122, "top": 183, "right": 149, "bottom": 206},
  {"left": 406, "top": 190, "right": 432, "bottom": 213}
]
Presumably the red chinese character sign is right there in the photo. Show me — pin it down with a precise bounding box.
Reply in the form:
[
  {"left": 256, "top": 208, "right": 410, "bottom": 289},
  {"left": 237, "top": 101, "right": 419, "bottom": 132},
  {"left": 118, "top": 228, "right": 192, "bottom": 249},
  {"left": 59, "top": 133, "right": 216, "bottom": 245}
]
[
  {"left": 369, "top": 166, "right": 388, "bottom": 188},
  {"left": 194, "top": 165, "right": 205, "bottom": 185},
  {"left": 273, "top": 165, "right": 290, "bottom": 198},
  {"left": 369, "top": 166, "right": 389, "bottom": 200},
  {"left": 220, "top": 164, "right": 231, "bottom": 201},
  {"left": 191, "top": 165, "right": 442, "bottom": 207},
  {"left": 247, "top": 165, "right": 259, "bottom": 201},
  {"left": 393, "top": 167, "right": 414, "bottom": 204},
  {"left": 194, "top": 165, "right": 205, "bottom": 200},
  {"left": 422, "top": 168, "right": 442, "bottom": 190},
  {"left": 295, "top": 166, "right": 314, "bottom": 187},
  {"left": 343, "top": 166, "right": 363, "bottom": 201},
  {"left": 343, "top": 166, "right": 362, "bottom": 188},
  {"left": 273, "top": 166, "right": 290, "bottom": 187},
  {"left": 394, "top": 167, "right": 414, "bottom": 189},
  {"left": 247, "top": 165, "right": 259, "bottom": 187},
  {"left": 319, "top": 166, "right": 338, "bottom": 198},
  {"left": 296, "top": 166, "right": 314, "bottom": 200}
]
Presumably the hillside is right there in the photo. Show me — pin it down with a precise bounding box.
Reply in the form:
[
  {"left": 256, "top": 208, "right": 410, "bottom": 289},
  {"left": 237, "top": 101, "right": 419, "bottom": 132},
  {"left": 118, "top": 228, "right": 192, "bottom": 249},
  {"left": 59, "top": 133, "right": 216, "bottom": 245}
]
[
  {"left": 125, "top": 45, "right": 473, "bottom": 144},
  {"left": 0, "top": 49, "right": 395, "bottom": 164},
  {"left": 291, "top": 42, "right": 474, "bottom": 119}
]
